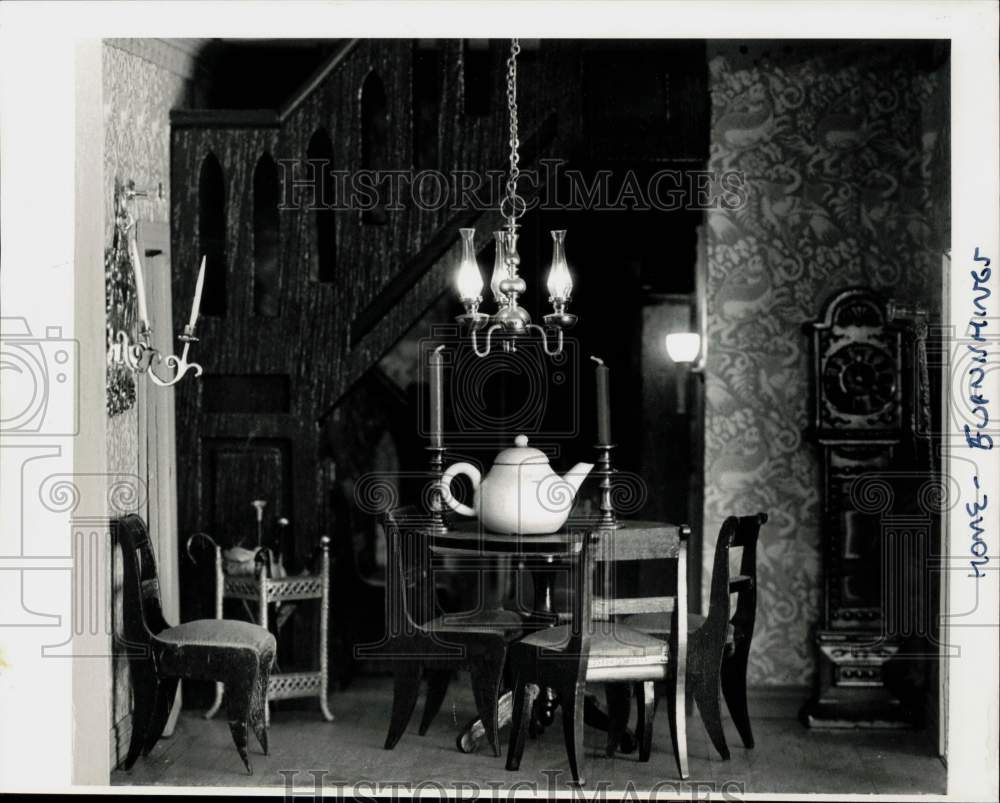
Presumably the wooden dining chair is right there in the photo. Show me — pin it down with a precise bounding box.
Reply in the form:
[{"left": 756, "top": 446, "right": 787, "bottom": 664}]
[
  {"left": 722, "top": 512, "right": 767, "bottom": 749},
  {"left": 624, "top": 512, "right": 766, "bottom": 759},
  {"left": 115, "top": 514, "right": 276, "bottom": 775},
  {"left": 375, "top": 509, "right": 524, "bottom": 756},
  {"left": 505, "top": 523, "right": 689, "bottom": 785}
]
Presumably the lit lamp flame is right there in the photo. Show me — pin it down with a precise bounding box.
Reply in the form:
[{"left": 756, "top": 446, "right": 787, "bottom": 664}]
[
  {"left": 665, "top": 332, "right": 701, "bottom": 364},
  {"left": 546, "top": 230, "right": 573, "bottom": 302},
  {"left": 455, "top": 227, "right": 484, "bottom": 303}
]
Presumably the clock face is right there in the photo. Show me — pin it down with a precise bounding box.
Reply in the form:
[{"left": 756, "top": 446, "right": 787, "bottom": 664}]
[{"left": 822, "top": 343, "right": 897, "bottom": 416}]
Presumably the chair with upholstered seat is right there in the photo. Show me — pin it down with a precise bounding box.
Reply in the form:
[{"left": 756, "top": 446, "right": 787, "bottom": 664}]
[
  {"left": 625, "top": 512, "right": 767, "bottom": 758},
  {"left": 375, "top": 509, "right": 525, "bottom": 756},
  {"left": 116, "top": 514, "right": 276, "bottom": 774},
  {"left": 505, "top": 524, "right": 690, "bottom": 785}
]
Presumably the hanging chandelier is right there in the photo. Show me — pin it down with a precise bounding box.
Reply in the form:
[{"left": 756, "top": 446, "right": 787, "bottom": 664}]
[{"left": 453, "top": 38, "right": 576, "bottom": 358}]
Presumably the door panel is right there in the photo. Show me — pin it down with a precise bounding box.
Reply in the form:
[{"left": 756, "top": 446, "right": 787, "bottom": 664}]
[{"left": 202, "top": 437, "right": 292, "bottom": 550}]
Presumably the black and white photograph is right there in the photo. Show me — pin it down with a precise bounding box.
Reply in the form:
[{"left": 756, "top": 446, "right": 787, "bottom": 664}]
[{"left": 0, "top": 2, "right": 997, "bottom": 800}]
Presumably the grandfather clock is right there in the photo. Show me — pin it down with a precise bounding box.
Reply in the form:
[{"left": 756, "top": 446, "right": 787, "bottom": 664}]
[{"left": 802, "top": 287, "right": 925, "bottom": 728}]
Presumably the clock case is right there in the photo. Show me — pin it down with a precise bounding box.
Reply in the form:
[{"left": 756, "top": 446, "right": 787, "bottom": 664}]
[{"left": 801, "top": 287, "right": 931, "bottom": 729}]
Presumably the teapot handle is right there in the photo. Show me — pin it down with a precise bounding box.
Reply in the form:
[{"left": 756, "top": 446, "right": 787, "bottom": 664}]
[{"left": 439, "top": 462, "right": 480, "bottom": 517}]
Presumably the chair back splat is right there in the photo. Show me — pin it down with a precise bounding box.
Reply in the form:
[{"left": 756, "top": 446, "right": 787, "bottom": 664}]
[
  {"left": 701, "top": 516, "right": 740, "bottom": 649},
  {"left": 115, "top": 513, "right": 171, "bottom": 646},
  {"left": 730, "top": 512, "right": 767, "bottom": 640}
]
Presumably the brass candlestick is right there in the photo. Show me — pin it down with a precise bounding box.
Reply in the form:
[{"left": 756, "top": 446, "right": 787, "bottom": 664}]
[
  {"left": 426, "top": 445, "right": 449, "bottom": 533},
  {"left": 594, "top": 443, "right": 624, "bottom": 529}
]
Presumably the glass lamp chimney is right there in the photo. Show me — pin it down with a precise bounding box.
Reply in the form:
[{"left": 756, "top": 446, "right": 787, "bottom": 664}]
[
  {"left": 546, "top": 230, "right": 573, "bottom": 302},
  {"left": 455, "top": 227, "right": 484, "bottom": 302},
  {"left": 665, "top": 332, "right": 702, "bottom": 363}
]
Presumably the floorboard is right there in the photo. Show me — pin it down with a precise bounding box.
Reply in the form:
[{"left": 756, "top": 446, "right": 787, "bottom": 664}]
[{"left": 111, "top": 674, "right": 946, "bottom": 794}]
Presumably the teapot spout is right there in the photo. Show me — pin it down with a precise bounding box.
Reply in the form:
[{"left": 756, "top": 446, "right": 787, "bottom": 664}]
[{"left": 562, "top": 462, "right": 594, "bottom": 494}]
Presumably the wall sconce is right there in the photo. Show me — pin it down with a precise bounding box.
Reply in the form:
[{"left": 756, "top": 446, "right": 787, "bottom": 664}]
[
  {"left": 107, "top": 179, "right": 205, "bottom": 387},
  {"left": 665, "top": 332, "right": 703, "bottom": 366},
  {"left": 665, "top": 242, "right": 707, "bottom": 375},
  {"left": 664, "top": 332, "right": 702, "bottom": 415}
]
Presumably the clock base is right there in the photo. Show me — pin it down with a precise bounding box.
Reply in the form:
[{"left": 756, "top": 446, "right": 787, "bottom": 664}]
[
  {"left": 802, "top": 629, "right": 919, "bottom": 729},
  {"left": 801, "top": 698, "right": 915, "bottom": 729}
]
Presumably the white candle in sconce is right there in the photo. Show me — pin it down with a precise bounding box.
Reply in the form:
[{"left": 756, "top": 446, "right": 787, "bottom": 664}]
[
  {"left": 129, "top": 234, "right": 150, "bottom": 329},
  {"left": 188, "top": 255, "right": 206, "bottom": 332}
]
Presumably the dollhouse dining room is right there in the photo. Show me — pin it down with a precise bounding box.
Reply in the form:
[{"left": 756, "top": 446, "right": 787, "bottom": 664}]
[{"left": 82, "top": 33, "right": 959, "bottom": 795}]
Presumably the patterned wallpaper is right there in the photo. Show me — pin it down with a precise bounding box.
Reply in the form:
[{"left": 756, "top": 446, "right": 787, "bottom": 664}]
[
  {"left": 104, "top": 43, "right": 189, "bottom": 475},
  {"left": 702, "top": 42, "right": 948, "bottom": 686}
]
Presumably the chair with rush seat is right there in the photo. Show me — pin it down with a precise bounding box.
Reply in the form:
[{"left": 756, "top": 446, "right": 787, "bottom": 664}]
[
  {"left": 625, "top": 512, "right": 767, "bottom": 758},
  {"left": 116, "top": 514, "right": 276, "bottom": 774},
  {"left": 505, "top": 524, "right": 691, "bottom": 785}
]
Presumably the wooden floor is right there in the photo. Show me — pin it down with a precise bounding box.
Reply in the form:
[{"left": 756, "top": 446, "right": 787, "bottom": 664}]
[{"left": 113, "top": 675, "right": 945, "bottom": 794}]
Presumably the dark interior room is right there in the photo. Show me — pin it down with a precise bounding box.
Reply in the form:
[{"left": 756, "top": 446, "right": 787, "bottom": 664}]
[{"left": 96, "top": 35, "right": 952, "bottom": 794}]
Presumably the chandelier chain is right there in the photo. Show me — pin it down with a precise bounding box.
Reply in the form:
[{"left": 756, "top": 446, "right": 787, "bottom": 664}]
[{"left": 503, "top": 38, "right": 524, "bottom": 230}]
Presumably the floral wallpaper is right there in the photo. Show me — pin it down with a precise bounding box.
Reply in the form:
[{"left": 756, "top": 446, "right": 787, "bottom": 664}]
[
  {"left": 104, "top": 42, "right": 186, "bottom": 476},
  {"left": 702, "top": 42, "right": 948, "bottom": 686}
]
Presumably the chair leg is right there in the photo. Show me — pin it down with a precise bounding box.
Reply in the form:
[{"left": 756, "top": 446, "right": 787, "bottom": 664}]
[
  {"left": 123, "top": 665, "right": 157, "bottom": 770},
  {"left": 251, "top": 652, "right": 273, "bottom": 756},
  {"left": 419, "top": 669, "right": 452, "bottom": 736},
  {"left": 560, "top": 682, "right": 587, "bottom": 786},
  {"left": 604, "top": 683, "right": 631, "bottom": 757},
  {"left": 692, "top": 674, "right": 730, "bottom": 761},
  {"left": 635, "top": 681, "right": 655, "bottom": 762},
  {"left": 721, "top": 648, "right": 754, "bottom": 748},
  {"left": 225, "top": 670, "right": 256, "bottom": 775},
  {"left": 583, "top": 693, "right": 636, "bottom": 754},
  {"left": 384, "top": 662, "right": 422, "bottom": 750},
  {"left": 468, "top": 647, "right": 506, "bottom": 757},
  {"left": 505, "top": 680, "right": 537, "bottom": 771},
  {"left": 142, "top": 676, "right": 179, "bottom": 756},
  {"left": 665, "top": 669, "right": 689, "bottom": 780},
  {"left": 204, "top": 681, "right": 224, "bottom": 720}
]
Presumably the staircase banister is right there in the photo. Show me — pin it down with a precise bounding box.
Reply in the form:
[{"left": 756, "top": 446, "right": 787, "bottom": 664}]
[{"left": 279, "top": 38, "right": 362, "bottom": 123}]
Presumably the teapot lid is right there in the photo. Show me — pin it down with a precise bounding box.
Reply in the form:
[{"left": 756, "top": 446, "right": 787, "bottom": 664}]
[{"left": 494, "top": 434, "right": 549, "bottom": 466}]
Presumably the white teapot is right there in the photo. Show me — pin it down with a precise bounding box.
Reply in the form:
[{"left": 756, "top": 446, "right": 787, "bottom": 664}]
[{"left": 439, "top": 435, "right": 594, "bottom": 534}]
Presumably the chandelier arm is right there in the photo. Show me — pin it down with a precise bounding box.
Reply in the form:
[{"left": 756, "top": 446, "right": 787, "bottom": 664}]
[
  {"left": 527, "top": 324, "right": 565, "bottom": 357},
  {"left": 471, "top": 324, "right": 503, "bottom": 358}
]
